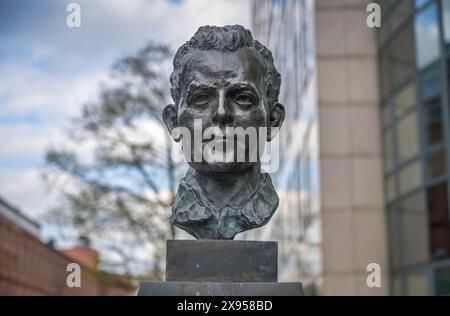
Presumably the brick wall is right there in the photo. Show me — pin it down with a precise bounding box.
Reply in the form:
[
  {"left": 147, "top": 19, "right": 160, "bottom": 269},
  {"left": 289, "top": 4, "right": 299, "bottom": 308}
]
[{"left": 0, "top": 216, "right": 135, "bottom": 296}]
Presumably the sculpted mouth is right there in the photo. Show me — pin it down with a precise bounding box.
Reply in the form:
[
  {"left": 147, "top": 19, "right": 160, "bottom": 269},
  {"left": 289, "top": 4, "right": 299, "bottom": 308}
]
[{"left": 202, "top": 134, "right": 238, "bottom": 143}]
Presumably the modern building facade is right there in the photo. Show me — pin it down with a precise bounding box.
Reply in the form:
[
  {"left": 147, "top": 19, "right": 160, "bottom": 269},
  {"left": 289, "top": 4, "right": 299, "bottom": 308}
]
[
  {"left": 252, "top": 0, "right": 450, "bottom": 295},
  {"left": 250, "top": 0, "right": 322, "bottom": 295},
  {"left": 380, "top": 0, "right": 450, "bottom": 296},
  {"left": 315, "top": 0, "right": 388, "bottom": 295}
]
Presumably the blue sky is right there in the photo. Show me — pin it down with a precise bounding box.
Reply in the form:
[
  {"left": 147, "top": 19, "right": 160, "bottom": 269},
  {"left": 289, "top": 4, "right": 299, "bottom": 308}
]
[{"left": 0, "top": 0, "right": 250, "bottom": 223}]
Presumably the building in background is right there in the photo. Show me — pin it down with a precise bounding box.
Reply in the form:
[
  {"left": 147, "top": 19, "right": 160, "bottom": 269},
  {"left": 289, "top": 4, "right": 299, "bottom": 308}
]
[
  {"left": 250, "top": 0, "right": 322, "bottom": 295},
  {"left": 380, "top": 0, "right": 450, "bottom": 296},
  {"left": 0, "top": 196, "right": 135, "bottom": 295},
  {"left": 252, "top": 0, "right": 450, "bottom": 295}
]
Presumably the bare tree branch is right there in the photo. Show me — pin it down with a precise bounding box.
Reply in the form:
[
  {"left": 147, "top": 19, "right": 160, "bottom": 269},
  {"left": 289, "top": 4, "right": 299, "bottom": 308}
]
[{"left": 45, "top": 42, "right": 179, "bottom": 278}]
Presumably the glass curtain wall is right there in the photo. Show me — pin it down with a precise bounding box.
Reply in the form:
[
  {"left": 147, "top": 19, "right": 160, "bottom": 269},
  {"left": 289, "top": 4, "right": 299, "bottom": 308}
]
[{"left": 379, "top": 0, "right": 450, "bottom": 296}]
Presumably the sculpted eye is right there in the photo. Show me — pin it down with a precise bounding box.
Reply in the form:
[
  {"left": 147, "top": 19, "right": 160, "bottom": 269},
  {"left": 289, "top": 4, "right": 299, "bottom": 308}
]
[
  {"left": 192, "top": 94, "right": 210, "bottom": 106},
  {"left": 234, "top": 94, "right": 255, "bottom": 107}
]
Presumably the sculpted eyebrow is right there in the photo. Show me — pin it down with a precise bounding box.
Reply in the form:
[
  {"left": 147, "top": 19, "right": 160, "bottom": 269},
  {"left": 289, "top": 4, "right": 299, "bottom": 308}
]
[
  {"left": 187, "top": 84, "right": 213, "bottom": 93},
  {"left": 227, "top": 83, "right": 258, "bottom": 95}
]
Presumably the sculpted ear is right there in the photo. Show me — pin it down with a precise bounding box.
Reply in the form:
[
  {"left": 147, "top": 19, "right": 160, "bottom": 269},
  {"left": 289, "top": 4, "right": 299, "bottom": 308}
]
[
  {"left": 267, "top": 103, "right": 285, "bottom": 141},
  {"left": 162, "top": 104, "right": 180, "bottom": 142}
]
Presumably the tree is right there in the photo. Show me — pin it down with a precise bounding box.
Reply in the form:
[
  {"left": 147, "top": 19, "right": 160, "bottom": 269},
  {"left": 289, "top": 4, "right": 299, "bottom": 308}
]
[{"left": 45, "top": 43, "right": 181, "bottom": 279}]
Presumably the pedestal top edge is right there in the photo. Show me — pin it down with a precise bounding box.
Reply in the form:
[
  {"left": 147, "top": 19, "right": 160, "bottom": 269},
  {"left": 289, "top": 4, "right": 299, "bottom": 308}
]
[{"left": 166, "top": 240, "right": 278, "bottom": 244}]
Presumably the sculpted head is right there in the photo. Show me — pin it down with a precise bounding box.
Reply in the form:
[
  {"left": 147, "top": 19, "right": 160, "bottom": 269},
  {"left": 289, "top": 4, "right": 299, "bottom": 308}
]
[{"left": 163, "top": 25, "right": 285, "bottom": 174}]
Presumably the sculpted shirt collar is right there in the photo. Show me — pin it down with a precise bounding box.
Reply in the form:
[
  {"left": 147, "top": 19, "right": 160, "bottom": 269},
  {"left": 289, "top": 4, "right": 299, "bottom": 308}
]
[{"left": 170, "top": 167, "right": 279, "bottom": 240}]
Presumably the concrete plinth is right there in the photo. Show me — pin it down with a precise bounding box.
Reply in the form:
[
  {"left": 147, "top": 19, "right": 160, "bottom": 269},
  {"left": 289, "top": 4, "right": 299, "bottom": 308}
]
[
  {"left": 166, "top": 240, "right": 277, "bottom": 282},
  {"left": 137, "top": 240, "right": 303, "bottom": 296},
  {"left": 137, "top": 282, "right": 303, "bottom": 296}
]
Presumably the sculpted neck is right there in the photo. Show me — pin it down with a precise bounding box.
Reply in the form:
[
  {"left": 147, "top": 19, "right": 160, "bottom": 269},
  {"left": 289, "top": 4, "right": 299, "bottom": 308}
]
[{"left": 191, "top": 163, "right": 261, "bottom": 206}]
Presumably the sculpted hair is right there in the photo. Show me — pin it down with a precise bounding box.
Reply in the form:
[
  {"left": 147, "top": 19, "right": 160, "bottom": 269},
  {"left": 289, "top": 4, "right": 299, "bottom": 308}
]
[{"left": 170, "top": 25, "right": 281, "bottom": 107}]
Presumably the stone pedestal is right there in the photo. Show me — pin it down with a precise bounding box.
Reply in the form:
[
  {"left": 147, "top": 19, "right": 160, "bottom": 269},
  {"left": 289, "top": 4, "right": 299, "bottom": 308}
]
[{"left": 137, "top": 240, "right": 303, "bottom": 296}]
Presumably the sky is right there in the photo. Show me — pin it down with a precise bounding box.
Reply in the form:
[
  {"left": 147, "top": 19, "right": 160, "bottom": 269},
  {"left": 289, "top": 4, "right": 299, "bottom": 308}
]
[{"left": 0, "top": 0, "right": 251, "bottom": 224}]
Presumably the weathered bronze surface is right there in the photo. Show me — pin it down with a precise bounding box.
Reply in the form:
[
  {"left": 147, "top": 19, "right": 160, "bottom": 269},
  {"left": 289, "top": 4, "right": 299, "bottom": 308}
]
[{"left": 163, "top": 25, "right": 285, "bottom": 239}]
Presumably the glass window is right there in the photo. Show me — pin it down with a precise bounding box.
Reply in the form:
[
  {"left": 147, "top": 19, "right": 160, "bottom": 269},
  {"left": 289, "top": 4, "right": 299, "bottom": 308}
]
[
  {"left": 390, "top": 0, "right": 414, "bottom": 32},
  {"left": 427, "top": 182, "right": 450, "bottom": 260},
  {"left": 388, "top": 208, "right": 402, "bottom": 269},
  {"left": 400, "top": 192, "right": 430, "bottom": 265},
  {"left": 420, "top": 66, "right": 441, "bottom": 101},
  {"left": 384, "top": 0, "right": 400, "bottom": 15},
  {"left": 395, "top": 82, "right": 416, "bottom": 117},
  {"left": 414, "top": 3, "right": 440, "bottom": 69},
  {"left": 426, "top": 149, "right": 447, "bottom": 180},
  {"left": 384, "top": 128, "right": 395, "bottom": 171},
  {"left": 435, "top": 266, "right": 450, "bottom": 295},
  {"left": 423, "top": 97, "right": 444, "bottom": 146},
  {"left": 416, "top": 0, "right": 430, "bottom": 8},
  {"left": 399, "top": 160, "right": 422, "bottom": 194},
  {"left": 392, "top": 274, "right": 404, "bottom": 296},
  {"left": 380, "top": 51, "right": 392, "bottom": 100},
  {"left": 389, "top": 192, "right": 429, "bottom": 269},
  {"left": 397, "top": 111, "right": 419, "bottom": 162},
  {"left": 442, "top": 0, "right": 450, "bottom": 50},
  {"left": 380, "top": 17, "right": 390, "bottom": 47},
  {"left": 406, "top": 272, "right": 429, "bottom": 295},
  {"left": 382, "top": 103, "right": 391, "bottom": 127},
  {"left": 387, "top": 174, "right": 397, "bottom": 201},
  {"left": 387, "top": 23, "right": 417, "bottom": 91}
]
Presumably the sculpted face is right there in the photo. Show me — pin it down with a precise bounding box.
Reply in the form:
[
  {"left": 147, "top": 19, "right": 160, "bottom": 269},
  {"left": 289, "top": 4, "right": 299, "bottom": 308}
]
[
  {"left": 164, "top": 47, "right": 285, "bottom": 174},
  {"left": 164, "top": 25, "right": 285, "bottom": 240}
]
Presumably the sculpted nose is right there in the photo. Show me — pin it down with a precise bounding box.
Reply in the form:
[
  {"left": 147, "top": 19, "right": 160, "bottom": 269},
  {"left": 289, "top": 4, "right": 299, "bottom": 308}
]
[{"left": 213, "top": 89, "right": 233, "bottom": 125}]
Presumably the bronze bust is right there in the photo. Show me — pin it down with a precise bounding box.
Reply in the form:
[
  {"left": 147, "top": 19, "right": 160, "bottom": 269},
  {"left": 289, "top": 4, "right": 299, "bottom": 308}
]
[{"left": 163, "top": 25, "right": 285, "bottom": 240}]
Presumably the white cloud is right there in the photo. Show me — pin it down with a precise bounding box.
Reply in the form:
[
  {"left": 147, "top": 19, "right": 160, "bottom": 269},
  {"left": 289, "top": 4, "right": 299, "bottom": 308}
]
[
  {"left": 0, "top": 64, "right": 105, "bottom": 118},
  {"left": 82, "top": 0, "right": 251, "bottom": 50},
  {"left": 0, "top": 168, "right": 56, "bottom": 219},
  {"left": 0, "top": 122, "right": 60, "bottom": 161}
]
